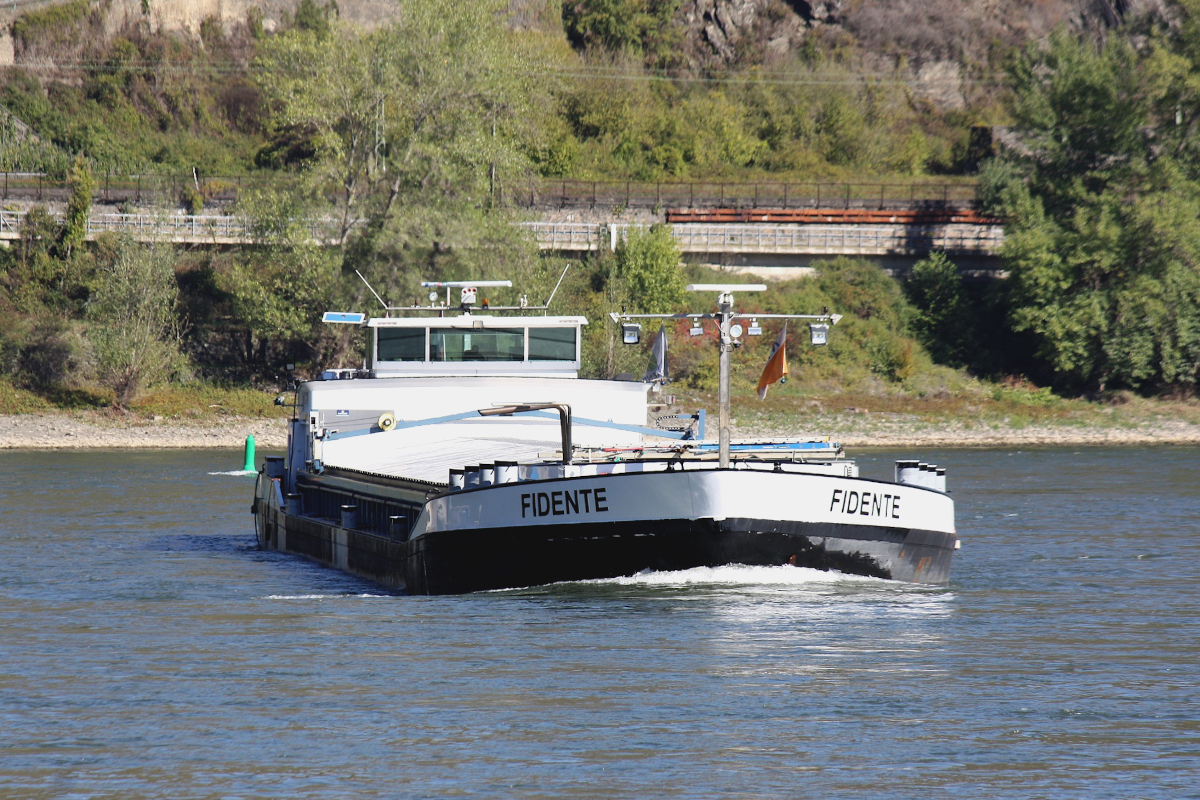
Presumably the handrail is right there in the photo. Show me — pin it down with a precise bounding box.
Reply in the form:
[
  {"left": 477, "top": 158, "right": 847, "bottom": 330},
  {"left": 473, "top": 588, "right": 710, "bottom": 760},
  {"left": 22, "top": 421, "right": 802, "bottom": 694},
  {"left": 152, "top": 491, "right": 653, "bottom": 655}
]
[{"left": 0, "top": 170, "right": 979, "bottom": 212}]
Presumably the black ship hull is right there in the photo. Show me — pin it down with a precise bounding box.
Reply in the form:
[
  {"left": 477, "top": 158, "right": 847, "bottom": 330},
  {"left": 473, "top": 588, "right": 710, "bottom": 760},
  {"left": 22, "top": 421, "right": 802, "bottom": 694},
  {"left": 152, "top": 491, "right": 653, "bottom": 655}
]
[{"left": 257, "top": 501, "right": 955, "bottom": 595}]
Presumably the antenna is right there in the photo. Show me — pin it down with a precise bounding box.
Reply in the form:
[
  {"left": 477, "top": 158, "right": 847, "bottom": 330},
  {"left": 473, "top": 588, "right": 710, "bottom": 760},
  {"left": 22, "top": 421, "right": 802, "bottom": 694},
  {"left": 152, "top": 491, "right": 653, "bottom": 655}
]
[
  {"left": 543, "top": 264, "right": 571, "bottom": 312},
  {"left": 686, "top": 284, "right": 768, "bottom": 293},
  {"left": 419, "top": 281, "right": 514, "bottom": 288},
  {"left": 356, "top": 271, "right": 388, "bottom": 310}
]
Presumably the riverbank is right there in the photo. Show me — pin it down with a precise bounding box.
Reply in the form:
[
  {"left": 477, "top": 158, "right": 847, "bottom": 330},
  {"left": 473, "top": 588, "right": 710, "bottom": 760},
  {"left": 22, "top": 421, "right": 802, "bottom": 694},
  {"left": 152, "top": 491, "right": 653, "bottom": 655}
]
[
  {"left": 2, "top": 409, "right": 1199, "bottom": 449},
  {"left": 0, "top": 413, "right": 289, "bottom": 449}
]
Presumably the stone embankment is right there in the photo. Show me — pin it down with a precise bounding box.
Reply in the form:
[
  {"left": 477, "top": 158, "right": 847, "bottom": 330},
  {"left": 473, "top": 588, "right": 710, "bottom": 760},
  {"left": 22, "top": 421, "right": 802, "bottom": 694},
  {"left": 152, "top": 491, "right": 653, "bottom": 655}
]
[
  {"left": 0, "top": 414, "right": 288, "bottom": 449},
  {"left": 742, "top": 410, "right": 1200, "bottom": 447},
  {"left": 2, "top": 412, "right": 1199, "bottom": 450}
]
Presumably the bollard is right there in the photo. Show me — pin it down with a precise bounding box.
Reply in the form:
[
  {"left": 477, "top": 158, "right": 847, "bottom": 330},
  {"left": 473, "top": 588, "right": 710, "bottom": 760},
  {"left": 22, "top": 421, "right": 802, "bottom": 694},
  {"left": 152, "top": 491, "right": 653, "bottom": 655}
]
[
  {"left": 242, "top": 435, "right": 256, "bottom": 472},
  {"left": 389, "top": 515, "right": 408, "bottom": 542}
]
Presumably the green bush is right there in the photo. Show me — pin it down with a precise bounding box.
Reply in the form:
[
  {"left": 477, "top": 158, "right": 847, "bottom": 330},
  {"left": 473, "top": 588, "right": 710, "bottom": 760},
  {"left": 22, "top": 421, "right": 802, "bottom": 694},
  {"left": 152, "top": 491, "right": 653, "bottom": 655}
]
[{"left": 614, "top": 225, "right": 685, "bottom": 313}]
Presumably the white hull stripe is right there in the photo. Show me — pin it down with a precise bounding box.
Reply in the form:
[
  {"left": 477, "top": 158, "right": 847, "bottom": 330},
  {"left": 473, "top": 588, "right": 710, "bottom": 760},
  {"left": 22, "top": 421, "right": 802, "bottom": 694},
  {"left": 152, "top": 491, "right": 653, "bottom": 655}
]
[{"left": 415, "top": 470, "right": 955, "bottom": 538}]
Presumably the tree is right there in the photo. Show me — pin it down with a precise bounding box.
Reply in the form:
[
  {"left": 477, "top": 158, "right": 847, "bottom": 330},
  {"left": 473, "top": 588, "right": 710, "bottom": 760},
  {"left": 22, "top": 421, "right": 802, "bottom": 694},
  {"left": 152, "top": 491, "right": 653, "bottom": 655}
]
[
  {"left": 904, "top": 252, "right": 974, "bottom": 367},
  {"left": 254, "top": 1, "right": 553, "bottom": 250},
  {"left": 294, "top": 0, "right": 336, "bottom": 37},
  {"left": 60, "top": 154, "right": 94, "bottom": 259},
  {"left": 990, "top": 27, "right": 1200, "bottom": 392},
  {"left": 220, "top": 187, "right": 343, "bottom": 373},
  {"left": 614, "top": 224, "right": 685, "bottom": 313},
  {"left": 86, "top": 240, "right": 185, "bottom": 406},
  {"left": 561, "top": 0, "right": 683, "bottom": 67}
]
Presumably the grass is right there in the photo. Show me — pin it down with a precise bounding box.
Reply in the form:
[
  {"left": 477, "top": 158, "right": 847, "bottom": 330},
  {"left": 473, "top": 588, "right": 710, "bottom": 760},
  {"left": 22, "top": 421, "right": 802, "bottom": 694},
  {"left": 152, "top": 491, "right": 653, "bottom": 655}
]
[
  {"left": 0, "top": 378, "right": 289, "bottom": 420},
  {"left": 127, "top": 385, "right": 288, "bottom": 419},
  {"left": 674, "top": 382, "right": 1200, "bottom": 436},
  {"left": 0, "top": 380, "right": 54, "bottom": 414},
  {"left": 4, "top": 375, "right": 1198, "bottom": 437}
]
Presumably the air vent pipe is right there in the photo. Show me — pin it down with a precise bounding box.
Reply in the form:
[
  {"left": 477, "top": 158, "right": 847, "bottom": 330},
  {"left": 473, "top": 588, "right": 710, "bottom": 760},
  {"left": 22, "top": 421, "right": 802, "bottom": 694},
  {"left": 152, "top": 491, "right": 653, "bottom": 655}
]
[
  {"left": 494, "top": 461, "right": 519, "bottom": 484},
  {"left": 895, "top": 460, "right": 920, "bottom": 485},
  {"left": 917, "top": 463, "right": 933, "bottom": 488}
]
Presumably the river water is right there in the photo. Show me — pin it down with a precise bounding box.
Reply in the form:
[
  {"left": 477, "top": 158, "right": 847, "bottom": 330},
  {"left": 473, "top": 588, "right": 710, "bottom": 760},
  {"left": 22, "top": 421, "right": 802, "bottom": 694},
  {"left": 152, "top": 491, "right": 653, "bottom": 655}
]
[{"left": 1, "top": 447, "right": 1197, "bottom": 799}]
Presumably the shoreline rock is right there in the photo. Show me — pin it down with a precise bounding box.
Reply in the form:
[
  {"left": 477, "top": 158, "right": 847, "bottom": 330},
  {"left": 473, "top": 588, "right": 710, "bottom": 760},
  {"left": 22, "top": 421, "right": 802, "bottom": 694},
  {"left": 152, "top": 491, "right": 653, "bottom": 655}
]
[
  {"left": 1, "top": 413, "right": 1198, "bottom": 450},
  {"left": 0, "top": 414, "right": 289, "bottom": 450}
]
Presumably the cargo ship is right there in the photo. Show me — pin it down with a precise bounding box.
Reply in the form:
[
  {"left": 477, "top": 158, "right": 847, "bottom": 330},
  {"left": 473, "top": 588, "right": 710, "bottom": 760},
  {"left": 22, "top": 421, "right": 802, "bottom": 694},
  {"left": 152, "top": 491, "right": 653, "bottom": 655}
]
[{"left": 252, "top": 279, "right": 957, "bottom": 593}]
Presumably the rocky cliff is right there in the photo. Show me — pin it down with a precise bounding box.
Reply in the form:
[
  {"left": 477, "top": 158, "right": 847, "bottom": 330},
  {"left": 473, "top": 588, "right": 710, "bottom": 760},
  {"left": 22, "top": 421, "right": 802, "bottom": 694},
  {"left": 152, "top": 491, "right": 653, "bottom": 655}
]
[
  {"left": 1, "top": 0, "right": 1179, "bottom": 71},
  {"left": 682, "top": 0, "right": 1175, "bottom": 69}
]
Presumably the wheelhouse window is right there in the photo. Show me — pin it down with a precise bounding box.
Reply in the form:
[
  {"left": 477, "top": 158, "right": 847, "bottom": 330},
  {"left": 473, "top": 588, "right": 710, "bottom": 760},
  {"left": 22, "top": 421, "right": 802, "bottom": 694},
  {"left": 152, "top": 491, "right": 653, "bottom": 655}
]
[
  {"left": 377, "top": 327, "right": 425, "bottom": 361},
  {"left": 528, "top": 327, "right": 577, "bottom": 361},
  {"left": 430, "top": 328, "right": 524, "bottom": 362}
]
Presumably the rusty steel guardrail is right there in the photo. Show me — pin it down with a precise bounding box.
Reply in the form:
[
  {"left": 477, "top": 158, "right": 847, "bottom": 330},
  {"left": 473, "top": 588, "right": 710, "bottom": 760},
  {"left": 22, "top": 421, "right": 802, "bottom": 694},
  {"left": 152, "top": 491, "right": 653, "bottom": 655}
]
[{"left": 501, "top": 179, "right": 979, "bottom": 212}]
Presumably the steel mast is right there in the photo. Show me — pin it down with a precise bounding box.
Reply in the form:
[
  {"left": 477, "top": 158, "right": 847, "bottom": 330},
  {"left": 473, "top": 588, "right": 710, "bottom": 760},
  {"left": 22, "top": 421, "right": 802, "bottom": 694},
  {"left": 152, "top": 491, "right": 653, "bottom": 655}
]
[{"left": 611, "top": 283, "right": 841, "bottom": 468}]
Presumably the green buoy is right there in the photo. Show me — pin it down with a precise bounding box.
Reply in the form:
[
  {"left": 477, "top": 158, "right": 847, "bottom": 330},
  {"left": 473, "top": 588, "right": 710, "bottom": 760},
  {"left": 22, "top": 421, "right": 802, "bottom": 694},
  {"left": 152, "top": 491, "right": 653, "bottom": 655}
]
[{"left": 242, "top": 435, "right": 256, "bottom": 472}]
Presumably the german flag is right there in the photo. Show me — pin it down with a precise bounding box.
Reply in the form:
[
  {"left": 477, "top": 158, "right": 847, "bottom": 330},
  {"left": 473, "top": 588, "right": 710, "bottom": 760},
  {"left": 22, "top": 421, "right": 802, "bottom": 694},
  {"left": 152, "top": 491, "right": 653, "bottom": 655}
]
[{"left": 756, "top": 323, "right": 788, "bottom": 400}]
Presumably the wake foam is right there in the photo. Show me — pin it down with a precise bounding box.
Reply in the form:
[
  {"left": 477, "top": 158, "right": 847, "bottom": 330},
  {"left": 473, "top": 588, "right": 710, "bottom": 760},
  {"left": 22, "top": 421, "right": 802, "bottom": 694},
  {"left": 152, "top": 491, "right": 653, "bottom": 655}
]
[
  {"left": 574, "top": 564, "right": 882, "bottom": 588},
  {"left": 263, "top": 593, "right": 387, "bottom": 600},
  {"left": 208, "top": 469, "right": 258, "bottom": 476}
]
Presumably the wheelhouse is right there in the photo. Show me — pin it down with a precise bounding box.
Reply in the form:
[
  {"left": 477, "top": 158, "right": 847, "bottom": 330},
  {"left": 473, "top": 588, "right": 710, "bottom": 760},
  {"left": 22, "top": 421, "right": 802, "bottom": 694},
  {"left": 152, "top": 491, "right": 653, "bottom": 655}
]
[{"left": 367, "top": 316, "right": 587, "bottom": 377}]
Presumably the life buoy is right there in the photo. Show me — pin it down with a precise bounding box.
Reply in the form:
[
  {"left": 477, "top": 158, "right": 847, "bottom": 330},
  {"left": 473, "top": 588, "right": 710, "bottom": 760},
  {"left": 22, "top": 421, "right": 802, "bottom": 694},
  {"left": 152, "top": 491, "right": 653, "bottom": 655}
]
[{"left": 378, "top": 412, "right": 397, "bottom": 431}]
